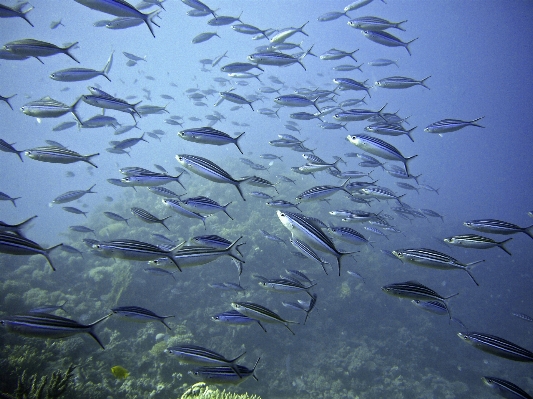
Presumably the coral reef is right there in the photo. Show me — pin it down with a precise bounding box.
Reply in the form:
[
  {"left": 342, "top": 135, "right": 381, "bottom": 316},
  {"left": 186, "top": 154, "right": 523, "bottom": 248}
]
[{"left": 180, "top": 382, "right": 262, "bottom": 399}]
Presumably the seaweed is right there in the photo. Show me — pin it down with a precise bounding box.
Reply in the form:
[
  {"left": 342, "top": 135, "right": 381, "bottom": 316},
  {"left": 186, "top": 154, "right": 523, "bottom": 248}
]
[{"left": 1, "top": 365, "right": 75, "bottom": 399}]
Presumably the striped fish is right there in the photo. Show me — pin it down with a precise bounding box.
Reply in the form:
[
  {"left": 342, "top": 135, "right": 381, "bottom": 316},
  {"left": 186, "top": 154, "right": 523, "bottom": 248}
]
[
  {"left": 277, "top": 211, "right": 355, "bottom": 275},
  {"left": 296, "top": 179, "right": 352, "bottom": 202},
  {"left": 365, "top": 123, "right": 416, "bottom": 142},
  {"left": 411, "top": 300, "right": 449, "bottom": 316},
  {"left": 361, "top": 30, "right": 418, "bottom": 56},
  {"left": 444, "top": 234, "right": 512, "bottom": 256},
  {"left": 392, "top": 248, "right": 483, "bottom": 286},
  {"left": 189, "top": 357, "right": 260, "bottom": 385},
  {"left": 333, "top": 104, "right": 387, "bottom": 122},
  {"left": 0, "top": 312, "right": 111, "bottom": 349},
  {"left": 211, "top": 310, "right": 267, "bottom": 332},
  {"left": 25, "top": 145, "right": 98, "bottom": 167},
  {"left": 266, "top": 200, "right": 301, "bottom": 211},
  {"left": 171, "top": 237, "right": 245, "bottom": 268},
  {"left": 122, "top": 173, "right": 185, "bottom": 189},
  {"left": 73, "top": 0, "right": 159, "bottom": 37},
  {"left": 382, "top": 280, "right": 458, "bottom": 318},
  {"left": 482, "top": 376, "right": 533, "bottom": 399},
  {"left": 424, "top": 117, "right": 485, "bottom": 134},
  {"left": 290, "top": 237, "right": 329, "bottom": 274},
  {"left": 348, "top": 16, "right": 407, "bottom": 31},
  {"left": 464, "top": 219, "right": 533, "bottom": 240},
  {"left": 162, "top": 198, "right": 209, "bottom": 228},
  {"left": 3, "top": 39, "right": 79, "bottom": 63},
  {"left": 360, "top": 186, "right": 405, "bottom": 205},
  {"left": 231, "top": 302, "right": 298, "bottom": 335},
  {"left": 375, "top": 76, "right": 431, "bottom": 90},
  {"left": 92, "top": 239, "right": 183, "bottom": 270},
  {"left": 347, "top": 135, "right": 417, "bottom": 175},
  {"left": 178, "top": 127, "right": 245, "bottom": 154},
  {"left": 0, "top": 232, "right": 62, "bottom": 271},
  {"left": 111, "top": 306, "right": 174, "bottom": 330},
  {"left": 103, "top": 211, "right": 130, "bottom": 225},
  {"left": 248, "top": 50, "right": 307, "bottom": 70},
  {"left": 176, "top": 154, "right": 250, "bottom": 201},
  {"left": 259, "top": 276, "right": 316, "bottom": 296},
  {"left": 148, "top": 186, "right": 181, "bottom": 198},
  {"left": 131, "top": 207, "right": 171, "bottom": 230},
  {"left": 333, "top": 78, "right": 371, "bottom": 95},
  {"left": 180, "top": 196, "right": 232, "bottom": 220},
  {"left": 328, "top": 226, "right": 372, "bottom": 247},
  {"left": 165, "top": 344, "right": 245, "bottom": 378},
  {"left": 52, "top": 184, "right": 97, "bottom": 204},
  {"left": 219, "top": 90, "right": 254, "bottom": 111},
  {"left": 458, "top": 332, "right": 533, "bottom": 362},
  {"left": 245, "top": 176, "right": 278, "bottom": 193}
]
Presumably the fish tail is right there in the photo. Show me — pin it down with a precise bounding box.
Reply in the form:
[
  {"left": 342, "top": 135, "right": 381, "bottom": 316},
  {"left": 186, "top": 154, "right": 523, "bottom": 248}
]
[
  {"left": 3, "top": 94, "right": 16, "bottom": 110},
  {"left": 144, "top": 9, "right": 160, "bottom": 38},
  {"left": 226, "top": 236, "right": 246, "bottom": 263},
  {"left": 525, "top": 225, "right": 533, "bottom": 240},
  {"left": 420, "top": 75, "right": 431, "bottom": 89},
  {"left": 10, "top": 197, "right": 21, "bottom": 207},
  {"left": 70, "top": 96, "right": 84, "bottom": 126},
  {"left": 406, "top": 126, "right": 417, "bottom": 143},
  {"left": 44, "top": 243, "right": 63, "bottom": 271},
  {"left": 404, "top": 154, "right": 418, "bottom": 177},
  {"left": 235, "top": 131, "right": 245, "bottom": 154},
  {"left": 64, "top": 41, "right": 80, "bottom": 63},
  {"left": 84, "top": 153, "right": 100, "bottom": 168},
  {"left": 161, "top": 215, "right": 172, "bottom": 231},
  {"left": 396, "top": 20, "right": 408, "bottom": 31},
  {"left": 299, "top": 21, "right": 309, "bottom": 36},
  {"left": 470, "top": 116, "right": 485, "bottom": 128},
  {"left": 497, "top": 238, "right": 513, "bottom": 256},
  {"left": 102, "top": 51, "right": 114, "bottom": 81},
  {"left": 444, "top": 292, "right": 460, "bottom": 300},
  {"left": 87, "top": 183, "right": 97, "bottom": 193},
  {"left": 18, "top": 3, "right": 34, "bottom": 27},
  {"left": 406, "top": 37, "right": 418, "bottom": 56},
  {"left": 88, "top": 313, "right": 112, "bottom": 349},
  {"left": 15, "top": 215, "right": 37, "bottom": 233}
]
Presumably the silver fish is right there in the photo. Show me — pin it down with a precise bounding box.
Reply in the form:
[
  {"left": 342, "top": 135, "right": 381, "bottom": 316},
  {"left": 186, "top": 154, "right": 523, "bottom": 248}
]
[
  {"left": 52, "top": 184, "right": 96, "bottom": 204},
  {"left": 3, "top": 39, "right": 79, "bottom": 63},
  {"left": 458, "top": 332, "right": 533, "bottom": 362},
  {"left": 0, "top": 312, "right": 111, "bottom": 349},
  {"left": 21, "top": 96, "right": 83, "bottom": 125}
]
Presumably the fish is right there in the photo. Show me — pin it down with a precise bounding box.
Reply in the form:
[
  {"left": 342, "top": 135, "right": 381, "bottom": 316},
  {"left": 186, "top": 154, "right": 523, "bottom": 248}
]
[
  {"left": 375, "top": 76, "right": 431, "bottom": 90},
  {"left": 62, "top": 206, "right": 88, "bottom": 217},
  {"left": 277, "top": 211, "right": 355, "bottom": 275},
  {"left": 73, "top": 0, "right": 160, "bottom": 37},
  {"left": 231, "top": 302, "right": 298, "bottom": 335},
  {"left": 52, "top": 184, "right": 97, "bottom": 204},
  {"left": 320, "top": 48, "right": 359, "bottom": 62},
  {"left": 464, "top": 219, "right": 533, "bottom": 239},
  {"left": 347, "top": 135, "right": 417, "bottom": 176},
  {"left": 165, "top": 344, "right": 245, "bottom": 378},
  {"left": 111, "top": 366, "right": 129, "bottom": 379},
  {"left": 348, "top": 16, "right": 407, "bottom": 31},
  {"left": 162, "top": 199, "right": 209, "bottom": 228},
  {"left": 0, "top": 2, "right": 34, "bottom": 26},
  {"left": 328, "top": 226, "right": 372, "bottom": 247},
  {"left": 131, "top": 207, "right": 171, "bottom": 230},
  {"left": 171, "top": 237, "right": 245, "bottom": 269},
  {"left": 481, "top": 376, "right": 533, "bottom": 399},
  {"left": 21, "top": 96, "right": 83, "bottom": 125},
  {"left": 103, "top": 211, "right": 130, "bottom": 225},
  {"left": 29, "top": 300, "right": 68, "bottom": 314},
  {"left": 50, "top": 52, "right": 113, "bottom": 82},
  {"left": 512, "top": 312, "right": 533, "bottom": 322},
  {"left": 1, "top": 312, "right": 111, "bottom": 349},
  {"left": 192, "top": 32, "right": 220, "bottom": 44},
  {"left": 25, "top": 146, "right": 99, "bottom": 167},
  {"left": 111, "top": 306, "right": 174, "bottom": 329},
  {"left": 444, "top": 234, "right": 512, "bottom": 256},
  {"left": 92, "top": 239, "right": 183, "bottom": 270},
  {"left": 181, "top": 0, "right": 217, "bottom": 18},
  {"left": 175, "top": 154, "right": 250, "bottom": 201},
  {"left": 3, "top": 39, "right": 79, "bottom": 63},
  {"left": 121, "top": 173, "right": 185, "bottom": 189},
  {"left": 424, "top": 117, "right": 485, "bottom": 134},
  {"left": 219, "top": 90, "right": 255, "bottom": 111},
  {"left": 368, "top": 58, "right": 399, "bottom": 67},
  {"left": 458, "top": 332, "right": 533, "bottom": 362},
  {"left": 69, "top": 225, "right": 97, "bottom": 236},
  {"left": 290, "top": 238, "right": 329, "bottom": 274},
  {"left": 0, "top": 232, "right": 62, "bottom": 271},
  {"left": 178, "top": 127, "right": 245, "bottom": 154},
  {"left": 189, "top": 358, "right": 260, "bottom": 385},
  {"left": 392, "top": 248, "right": 483, "bottom": 286},
  {"left": 411, "top": 300, "right": 449, "bottom": 316},
  {"left": 362, "top": 30, "right": 418, "bottom": 56},
  {"left": 211, "top": 310, "right": 266, "bottom": 332},
  {"left": 180, "top": 196, "right": 233, "bottom": 220},
  {"left": 269, "top": 21, "right": 309, "bottom": 43},
  {"left": 0, "top": 192, "right": 20, "bottom": 207},
  {"left": 247, "top": 49, "right": 309, "bottom": 71},
  {"left": 382, "top": 281, "right": 458, "bottom": 318}
]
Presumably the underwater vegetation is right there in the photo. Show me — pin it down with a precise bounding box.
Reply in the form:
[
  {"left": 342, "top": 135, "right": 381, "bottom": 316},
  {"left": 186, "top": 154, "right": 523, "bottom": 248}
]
[
  {"left": 0, "top": 364, "right": 75, "bottom": 399},
  {"left": 180, "top": 382, "right": 262, "bottom": 399}
]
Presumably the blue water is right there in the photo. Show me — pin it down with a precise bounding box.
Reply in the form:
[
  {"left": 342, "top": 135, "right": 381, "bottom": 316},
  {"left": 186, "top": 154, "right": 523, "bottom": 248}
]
[{"left": 1, "top": 1, "right": 532, "bottom": 398}]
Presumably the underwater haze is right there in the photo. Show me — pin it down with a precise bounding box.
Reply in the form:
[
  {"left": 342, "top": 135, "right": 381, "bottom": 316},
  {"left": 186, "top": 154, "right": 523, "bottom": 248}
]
[{"left": 0, "top": 0, "right": 532, "bottom": 398}]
